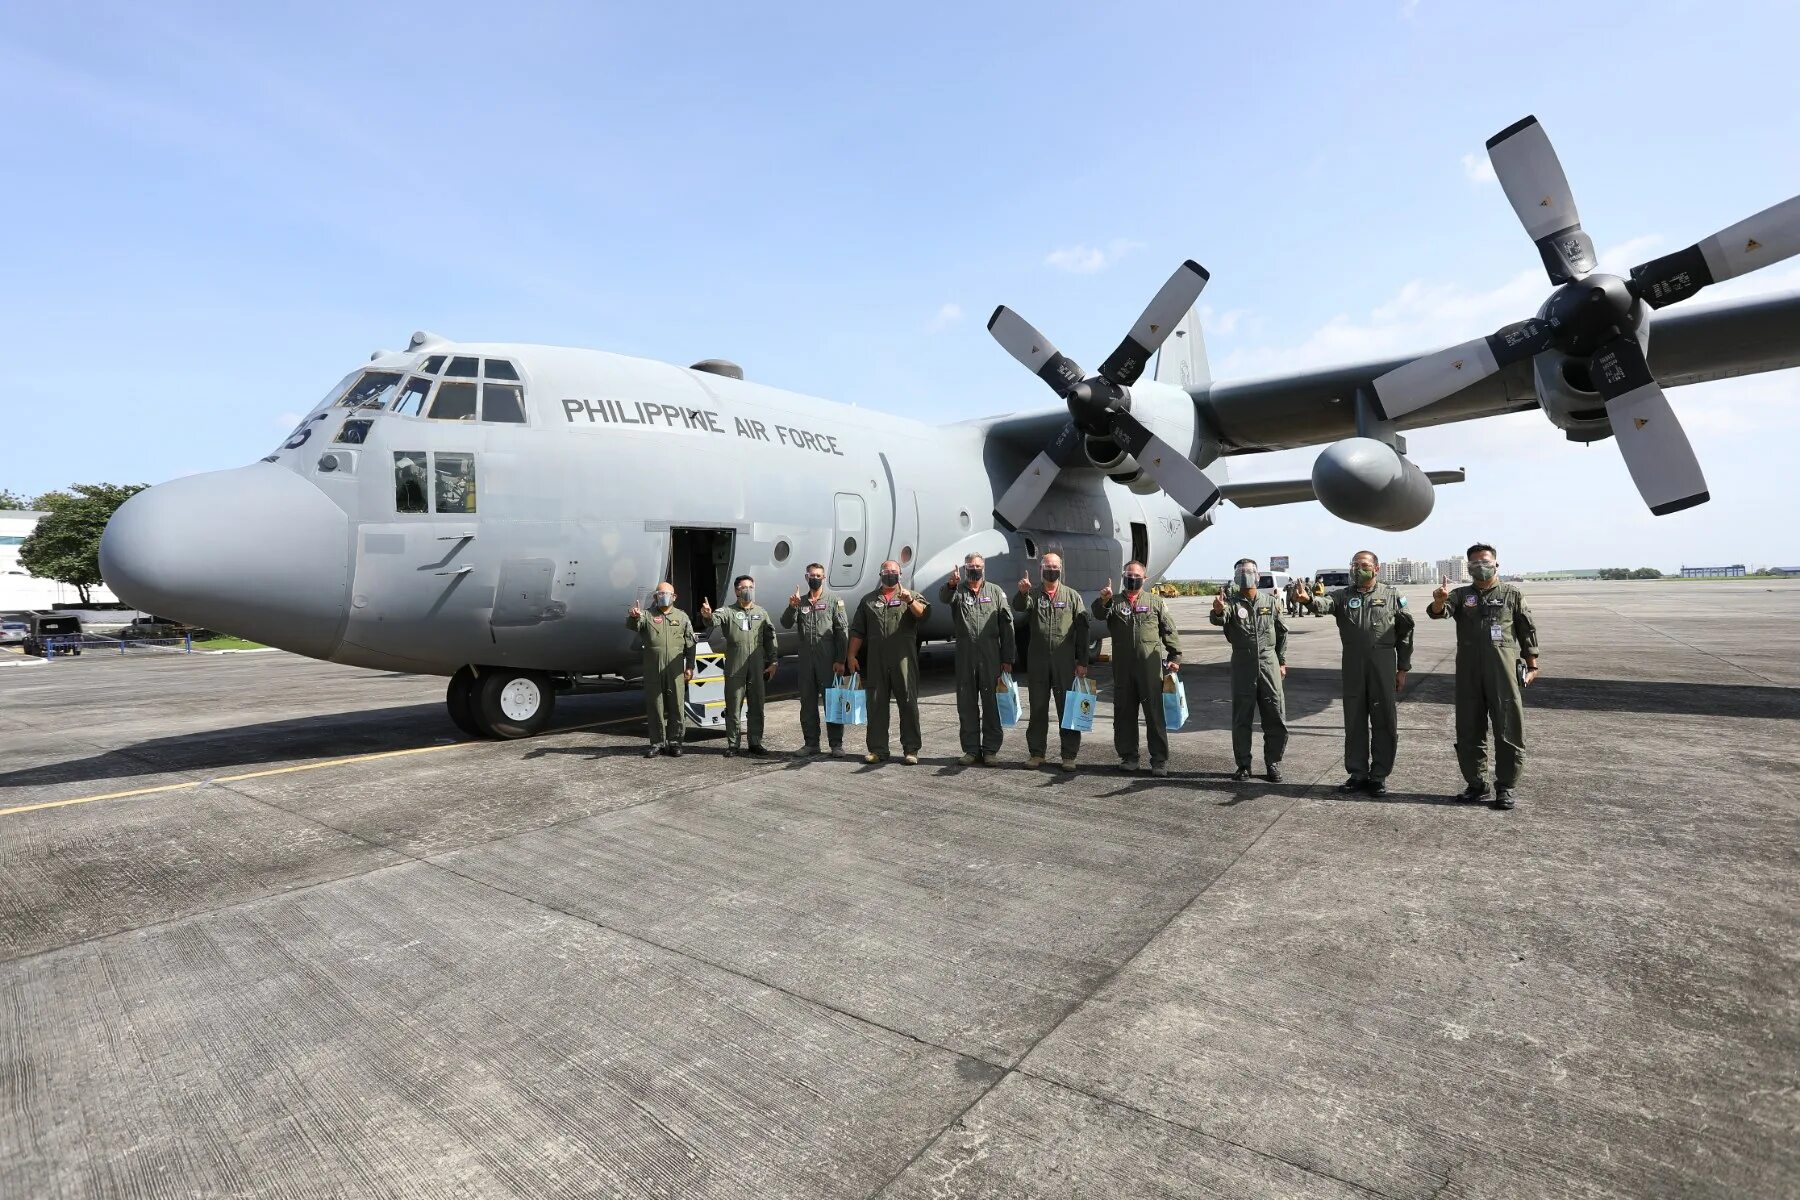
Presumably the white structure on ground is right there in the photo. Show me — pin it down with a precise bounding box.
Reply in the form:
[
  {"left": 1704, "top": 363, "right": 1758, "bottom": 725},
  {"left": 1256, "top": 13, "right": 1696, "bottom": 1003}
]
[{"left": 0, "top": 510, "right": 121, "bottom": 610}]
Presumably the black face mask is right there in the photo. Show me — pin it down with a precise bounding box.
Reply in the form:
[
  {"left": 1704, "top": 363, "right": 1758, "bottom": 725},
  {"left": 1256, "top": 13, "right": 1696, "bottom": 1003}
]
[
  {"left": 880, "top": 572, "right": 900, "bottom": 587},
  {"left": 1123, "top": 576, "right": 1144, "bottom": 592},
  {"left": 1041, "top": 568, "right": 1060, "bottom": 582},
  {"left": 806, "top": 576, "right": 823, "bottom": 591},
  {"left": 965, "top": 568, "right": 983, "bottom": 582}
]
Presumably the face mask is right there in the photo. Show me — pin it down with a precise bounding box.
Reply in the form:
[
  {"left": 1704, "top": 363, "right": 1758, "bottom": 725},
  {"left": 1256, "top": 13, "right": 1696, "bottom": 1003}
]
[
  {"left": 1352, "top": 567, "right": 1376, "bottom": 584},
  {"left": 965, "top": 567, "right": 983, "bottom": 583},
  {"left": 1041, "top": 568, "right": 1060, "bottom": 583},
  {"left": 1470, "top": 561, "right": 1498, "bottom": 582},
  {"left": 880, "top": 571, "right": 900, "bottom": 587},
  {"left": 738, "top": 587, "right": 754, "bottom": 603},
  {"left": 653, "top": 592, "right": 673, "bottom": 608},
  {"left": 1123, "top": 575, "right": 1144, "bottom": 592},
  {"left": 1236, "top": 570, "right": 1257, "bottom": 589},
  {"left": 806, "top": 576, "right": 823, "bottom": 592}
]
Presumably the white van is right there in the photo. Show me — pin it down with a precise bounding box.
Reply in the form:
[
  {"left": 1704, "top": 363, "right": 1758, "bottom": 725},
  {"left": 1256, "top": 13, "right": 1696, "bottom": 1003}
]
[{"left": 1257, "top": 570, "right": 1296, "bottom": 595}]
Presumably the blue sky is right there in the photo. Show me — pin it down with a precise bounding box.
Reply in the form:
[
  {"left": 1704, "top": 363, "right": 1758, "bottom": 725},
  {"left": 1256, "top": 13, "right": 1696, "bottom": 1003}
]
[{"left": 4, "top": 1, "right": 1798, "bottom": 573}]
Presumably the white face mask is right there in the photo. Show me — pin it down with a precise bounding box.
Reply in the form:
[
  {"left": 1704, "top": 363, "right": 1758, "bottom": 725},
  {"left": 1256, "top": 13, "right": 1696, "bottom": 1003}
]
[{"left": 653, "top": 592, "right": 673, "bottom": 608}]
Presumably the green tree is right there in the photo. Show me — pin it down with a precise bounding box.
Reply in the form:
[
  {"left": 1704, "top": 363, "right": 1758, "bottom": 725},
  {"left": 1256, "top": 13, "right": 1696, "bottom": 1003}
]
[
  {"left": 0, "top": 488, "right": 29, "bottom": 510},
  {"left": 1631, "top": 567, "right": 1663, "bottom": 579},
  {"left": 17, "top": 483, "right": 147, "bottom": 604}
]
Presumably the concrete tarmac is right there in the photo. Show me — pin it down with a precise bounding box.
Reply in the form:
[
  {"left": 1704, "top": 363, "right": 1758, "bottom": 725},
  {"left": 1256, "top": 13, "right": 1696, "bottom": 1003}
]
[{"left": 2, "top": 581, "right": 1795, "bottom": 1198}]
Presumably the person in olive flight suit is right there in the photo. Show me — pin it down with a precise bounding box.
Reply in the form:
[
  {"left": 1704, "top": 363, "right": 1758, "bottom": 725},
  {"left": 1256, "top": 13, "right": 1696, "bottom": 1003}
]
[
  {"left": 1428, "top": 542, "right": 1540, "bottom": 810},
  {"left": 705, "top": 574, "right": 778, "bottom": 757},
  {"left": 938, "top": 554, "right": 1016, "bottom": 764},
  {"left": 626, "top": 581, "right": 696, "bottom": 757},
  {"left": 1296, "top": 550, "right": 1413, "bottom": 796},
  {"left": 846, "top": 559, "right": 931, "bottom": 765},
  {"left": 1012, "top": 551, "right": 1090, "bottom": 771},
  {"left": 780, "top": 562, "right": 849, "bottom": 757},
  {"left": 1091, "top": 560, "right": 1182, "bottom": 777},
  {"left": 1211, "top": 558, "right": 1289, "bottom": 782}
]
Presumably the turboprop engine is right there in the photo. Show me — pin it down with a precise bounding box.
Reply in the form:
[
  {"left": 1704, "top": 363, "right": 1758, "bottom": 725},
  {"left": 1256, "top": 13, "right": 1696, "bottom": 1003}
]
[{"left": 1310, "top": 438, "right": 1438, "bottom": 532}]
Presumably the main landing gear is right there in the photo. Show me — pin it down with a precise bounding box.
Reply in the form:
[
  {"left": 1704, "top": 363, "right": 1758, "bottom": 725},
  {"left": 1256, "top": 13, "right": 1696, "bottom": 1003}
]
[{"left": 446, "top": 665, "right": 557, "bottom": 739}]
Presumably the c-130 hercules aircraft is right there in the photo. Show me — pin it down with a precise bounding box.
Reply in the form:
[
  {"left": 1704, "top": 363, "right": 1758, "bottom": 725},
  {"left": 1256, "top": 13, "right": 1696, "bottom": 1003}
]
[{"left": 101, "top": 117, "right": 1800, "bottom": 739}]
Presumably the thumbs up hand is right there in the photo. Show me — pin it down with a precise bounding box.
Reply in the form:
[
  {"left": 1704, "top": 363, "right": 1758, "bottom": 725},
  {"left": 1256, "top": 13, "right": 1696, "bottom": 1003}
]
[
  {"left": 628, "top": 602, "right": 642, "bottom": 620},
  {"left": 1212, "top": 593, "right": 1226, "bottom": 615},
  {"left": 1017, "top": 574, "right": 1031, "bottom": 594},
  {"left": 789, "top": 585, "right": 804, "bottom": 609},
  {"left": 1100, "top": 578, "right": 1114, "bottom": 602},
  {"left": 948, "top": 567, "right": 961, "bottom": 588},
  {"left": 699, "top": 599, "right": 713, "bottom": 621},
  {"left": 1433, "top": 577, "right": 1451, "bottom": 605}
]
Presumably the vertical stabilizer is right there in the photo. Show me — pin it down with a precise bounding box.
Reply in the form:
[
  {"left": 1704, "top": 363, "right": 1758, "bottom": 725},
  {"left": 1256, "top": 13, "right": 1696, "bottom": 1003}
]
[{"left": 1153, "top": 307, "right": 1210, "bottom": 390}]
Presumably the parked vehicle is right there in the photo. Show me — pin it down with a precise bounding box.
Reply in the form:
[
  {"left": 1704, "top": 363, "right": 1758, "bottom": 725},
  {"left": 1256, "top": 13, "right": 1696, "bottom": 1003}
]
[
  {"left": 0, "top": 620, "right": 27, "bottom": 647},
  {"left": 22, "top": 613, "right": 83, "bottom": 657}
]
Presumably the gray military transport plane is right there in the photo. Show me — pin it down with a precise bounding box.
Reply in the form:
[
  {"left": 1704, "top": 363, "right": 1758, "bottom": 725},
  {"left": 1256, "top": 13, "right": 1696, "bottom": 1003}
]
[{"left": 100, "top": 117, "right": 1800, "bottom": 739}]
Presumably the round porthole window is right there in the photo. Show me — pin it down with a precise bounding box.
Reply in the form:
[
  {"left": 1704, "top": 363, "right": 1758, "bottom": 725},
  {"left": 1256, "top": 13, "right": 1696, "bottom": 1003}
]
[
  {"left": 773, "top": 539, "right": 791, "bottom": 563},
  {"left": 844, "top": 536, "right": 858, "bottom": 555},
  {"left": 900, "top": 545, "right": 913, "bottom": 564},
  {"left": 959, "top": 510, "right": 971, "bottom": 530}
]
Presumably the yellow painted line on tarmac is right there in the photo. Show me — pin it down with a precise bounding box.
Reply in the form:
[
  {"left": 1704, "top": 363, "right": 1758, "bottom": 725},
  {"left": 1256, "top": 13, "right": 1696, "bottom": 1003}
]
[{"left": 0, "top": 689, "right": 801, "bottom": 820}]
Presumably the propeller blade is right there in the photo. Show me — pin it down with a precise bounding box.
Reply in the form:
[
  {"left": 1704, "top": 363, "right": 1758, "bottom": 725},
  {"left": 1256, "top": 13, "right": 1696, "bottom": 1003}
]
[
  {"left": 1590, "top": 337, "right": 1709, "bottom": 515},
  {"left": 993, "top": 422, "right": 1085, "bottom": 530},
  {"left": 1108, "top": 411, "right": 1221, "bottom": 517},
  {"left": 1487, "top": 115, "right": 1597, "bottom": 284},
  {"left": 1098, "top": 260, "right": 1211, "bottom": 387},
  {"left": 987, "top": 306, "right": 1085, "bottom": 397},
  {"left": 1630, "top": 194, "right": 1800, "bottom": 309},
  {"left": 1368, "top": 317, "right": 1555, "bottom": 419}
]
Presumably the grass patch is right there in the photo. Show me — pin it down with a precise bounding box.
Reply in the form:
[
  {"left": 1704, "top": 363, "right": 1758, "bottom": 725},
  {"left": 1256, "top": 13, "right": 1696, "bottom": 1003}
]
[{"left": 192, "top": 636, "right": 266, "bottom": 650}]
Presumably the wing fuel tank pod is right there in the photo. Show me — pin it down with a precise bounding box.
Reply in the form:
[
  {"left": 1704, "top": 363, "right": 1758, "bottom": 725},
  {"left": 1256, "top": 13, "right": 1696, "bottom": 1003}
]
[{"left": 1310, "top": 438, "right": 1438, "bottom": 532}]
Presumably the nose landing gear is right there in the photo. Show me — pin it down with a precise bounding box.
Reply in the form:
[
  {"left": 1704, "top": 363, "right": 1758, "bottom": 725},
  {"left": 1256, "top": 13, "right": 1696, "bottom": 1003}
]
[{"left": 446, "top": 665, "right": 556, "bottom": 739}]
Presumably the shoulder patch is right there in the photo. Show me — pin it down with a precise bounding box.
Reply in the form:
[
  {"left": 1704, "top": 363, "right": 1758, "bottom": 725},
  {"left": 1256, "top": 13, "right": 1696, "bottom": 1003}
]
[{"left": 1397, "top": 595, "right": 1408, "bottom": 607}]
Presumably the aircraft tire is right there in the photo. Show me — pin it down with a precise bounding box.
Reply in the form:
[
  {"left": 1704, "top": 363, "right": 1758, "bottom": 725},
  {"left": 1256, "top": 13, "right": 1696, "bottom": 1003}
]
[
  {"left": 473, "top": 668, "right": 556, "bottom": 739},
  {"left": 446, "top": 667, "right": 486, "bottom": 739}
]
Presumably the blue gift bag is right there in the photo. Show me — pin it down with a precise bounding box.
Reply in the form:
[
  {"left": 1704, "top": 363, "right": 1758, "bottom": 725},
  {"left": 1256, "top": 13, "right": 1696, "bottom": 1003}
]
[
  {"left": 994, "top": 672, "right": 1021, "bottom": 728},
  {"left": 1162, "top": 674, "right": 1189, "bottom": 731},
  {"left": 826, "top": 673, "right": 867, "bottom": 726},
  {"left": 1061, "top": 678, "right": 1097, "bottom": 732}
]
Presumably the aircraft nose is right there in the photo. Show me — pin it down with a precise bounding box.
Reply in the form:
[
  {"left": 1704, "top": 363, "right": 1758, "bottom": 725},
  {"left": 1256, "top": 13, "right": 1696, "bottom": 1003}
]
[{"left": 101, "top": 465, "right": 351, "bottom": 658}]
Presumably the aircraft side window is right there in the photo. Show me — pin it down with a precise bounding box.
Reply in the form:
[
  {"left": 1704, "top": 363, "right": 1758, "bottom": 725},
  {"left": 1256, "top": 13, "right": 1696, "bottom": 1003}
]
[
  {"left": 427, "top": 381, "right": 478, "bottom": 421},
  {"left": 483, "top": 359, "right": 519, "bottom": 381},
  {"left": 482, "top": 383, "right": 525, "bottom": 423},
  {"left": 394, "top": 375, "right": 433, "bottom": 417},
  {"left": 335, "top": 418, "right": 373, "bottom": 444},
  {"left": 446, "top": 356, "right": 480, "bottom": 378},
  {"left": 393, "top": 452, "right": 429, "bottom": 513},
  {"left": 337, "top": 370, "right": 403, "bottom": 408},
  {"left": 434, "top": 452, "right": 477, "bottom": 514}
]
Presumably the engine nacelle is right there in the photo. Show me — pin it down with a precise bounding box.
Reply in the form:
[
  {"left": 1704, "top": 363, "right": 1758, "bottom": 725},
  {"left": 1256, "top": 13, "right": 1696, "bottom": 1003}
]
[
  {"left": 1311, "top": 438, "right": 1437, "bottom": 531},
  {"left": 1532, "top": 350, "right": 1616, "bottom": 444},
  {"left": 1080, "top": 380, "right": 1212, "bottom": 491}
]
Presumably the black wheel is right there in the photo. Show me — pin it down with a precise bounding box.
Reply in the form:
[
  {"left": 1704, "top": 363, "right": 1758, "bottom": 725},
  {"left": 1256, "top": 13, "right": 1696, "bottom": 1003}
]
[
  {"left": 446, "top": 667, "right": 485, "bottom": 738},
  {"left": 472, "top": 668, "right": 556, "bottom": 739}
]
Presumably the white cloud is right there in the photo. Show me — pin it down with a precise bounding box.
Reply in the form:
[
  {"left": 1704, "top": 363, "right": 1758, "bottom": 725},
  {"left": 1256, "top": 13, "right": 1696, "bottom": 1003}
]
[
  {"left": 275, "top": 411, "right": 303, "bottom": 431},
  {"left": 926, "top": 302, "right": 963, "bottom": 332},
  {"left": 1198, "top": 304, "right": 1245, "bottom": 338},
  {"left": 1461, "top": 152, "right": 1496, "bottom": 185},
  {"left": 1045, "top": 238, "right": 1144, "bottom": 275}
]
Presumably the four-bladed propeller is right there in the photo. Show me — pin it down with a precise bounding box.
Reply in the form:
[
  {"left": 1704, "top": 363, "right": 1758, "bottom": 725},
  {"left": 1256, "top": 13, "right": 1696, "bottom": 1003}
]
[
  {"left": 987, "top": 260, "right": 1220, "bottom": 529},
  {"left": 1370, "top": 115, "right": 1800, "bottom": 515}
]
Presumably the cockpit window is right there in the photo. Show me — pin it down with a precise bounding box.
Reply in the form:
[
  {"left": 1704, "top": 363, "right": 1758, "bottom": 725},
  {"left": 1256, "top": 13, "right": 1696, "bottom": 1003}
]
[
  {"left": 482, "top": 383, "right": 525, "bottom": 423},
  {"left": 483, "top": 359, "right": 519, "bottom": 381},
  {"left": 394, "top": 375, "right": 433, "bottom": 416},
  {"left": 393, "top": 452, "right": 429, "bottom": 513},
  {"left": 434, "top": 452, "right": 477, "bottom": 513},
  {"left": 446, "top": 355, "right": 480, "bottom": 378},
  {"left": 422, "top": 355, "right": 446, "bottom": 374},
  {"left": 428, "top": 381, "right": 478, "bottom": 420},
  {"left": 336, "top": 370, "right": 403, "bottom": 408}
]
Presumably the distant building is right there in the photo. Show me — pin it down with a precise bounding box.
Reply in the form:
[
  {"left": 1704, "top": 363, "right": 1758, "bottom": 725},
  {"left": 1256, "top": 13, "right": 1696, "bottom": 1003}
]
[
  {"left": 1680, "top": 564, "right": 1746, "bottom": 578},
  {"left": 0, "top": 510, "right": 122, "bottom": 610},
  {"left": 1435, "top": 557, "right": 1467, "bottom": 584}
]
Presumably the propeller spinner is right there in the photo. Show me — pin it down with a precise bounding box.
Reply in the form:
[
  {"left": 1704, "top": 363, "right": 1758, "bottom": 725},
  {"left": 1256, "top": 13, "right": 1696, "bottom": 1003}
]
[
  {"left": 987, "top": 260, "right": 1220, "bottom": 529},
  {"left": 1370, "top": 115, "right": 1800, "bottom": 515}
]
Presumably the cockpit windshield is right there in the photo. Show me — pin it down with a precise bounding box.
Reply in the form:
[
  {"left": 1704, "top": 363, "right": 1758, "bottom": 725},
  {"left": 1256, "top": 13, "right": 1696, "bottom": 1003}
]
[
  {"left": 336, "top": 371, "right": 404, "bottom": 408},
  {"left": 384, "top": 356, "right": 528, "bottom": 423}
]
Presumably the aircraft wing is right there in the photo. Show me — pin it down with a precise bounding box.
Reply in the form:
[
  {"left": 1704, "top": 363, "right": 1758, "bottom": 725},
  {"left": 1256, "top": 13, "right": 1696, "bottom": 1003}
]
[
  {"left": 1199, "top": 290, "right": 1800, "bottom": 454},
  {"left": 1220, "top": 469, "right": 1465, "bottom": 509}
]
